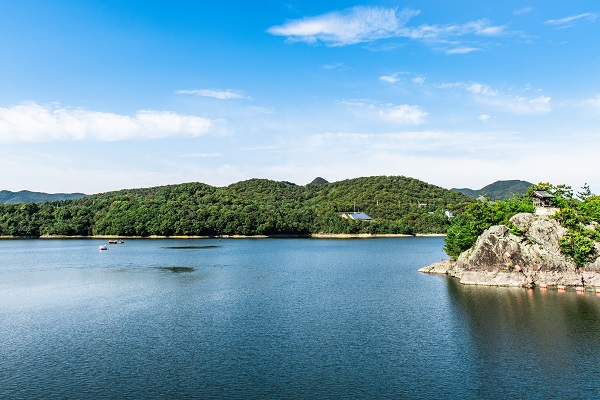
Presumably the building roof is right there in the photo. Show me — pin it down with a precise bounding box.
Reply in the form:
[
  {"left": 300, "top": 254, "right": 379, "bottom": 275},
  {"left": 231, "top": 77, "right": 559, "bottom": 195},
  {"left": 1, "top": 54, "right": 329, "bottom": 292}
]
[
  {"left": 533, "top": 190, "right": 555, "bottom": 198},
  {"left": 345, "top": 212, "right": 373, "bottom": 221}
]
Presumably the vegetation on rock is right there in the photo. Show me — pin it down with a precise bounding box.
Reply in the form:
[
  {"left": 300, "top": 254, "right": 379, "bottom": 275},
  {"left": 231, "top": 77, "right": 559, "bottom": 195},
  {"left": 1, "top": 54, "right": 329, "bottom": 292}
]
[{"left": 444, "top": 182, "right": 600, "bottom": 267}]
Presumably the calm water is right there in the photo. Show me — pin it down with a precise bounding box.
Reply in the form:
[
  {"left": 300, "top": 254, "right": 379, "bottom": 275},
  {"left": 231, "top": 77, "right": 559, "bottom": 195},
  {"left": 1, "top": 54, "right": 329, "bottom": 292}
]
[{"left": 1, "top": 237, "right": 600, "bottom": 399}]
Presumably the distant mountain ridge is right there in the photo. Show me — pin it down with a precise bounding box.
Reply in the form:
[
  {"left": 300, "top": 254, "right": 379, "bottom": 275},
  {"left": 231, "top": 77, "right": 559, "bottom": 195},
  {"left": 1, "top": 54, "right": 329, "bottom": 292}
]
[
  {"left": 0, "top": 190, "right": 86, "bottom": 204},
  {"left": 451, "top": 180, "right": 533, "bottom": 201}
]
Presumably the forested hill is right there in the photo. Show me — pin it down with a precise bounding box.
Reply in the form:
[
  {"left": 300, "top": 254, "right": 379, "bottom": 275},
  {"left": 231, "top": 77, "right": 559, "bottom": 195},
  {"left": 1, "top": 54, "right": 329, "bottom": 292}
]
[
  {"left": 0, "top": 190, "right": 85, "bottom": 204},
  {"left": 0, "top": 176, "right": 472, "bottom": 237},
  {"left": 451, "top": 180, "right": 533, "bottom": 201}
]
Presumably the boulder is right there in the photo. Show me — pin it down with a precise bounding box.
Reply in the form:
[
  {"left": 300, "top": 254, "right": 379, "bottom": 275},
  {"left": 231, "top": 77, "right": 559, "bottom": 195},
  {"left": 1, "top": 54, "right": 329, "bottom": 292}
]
[{"left": 418, "top": 260, "right": 453, "bottom": 274}]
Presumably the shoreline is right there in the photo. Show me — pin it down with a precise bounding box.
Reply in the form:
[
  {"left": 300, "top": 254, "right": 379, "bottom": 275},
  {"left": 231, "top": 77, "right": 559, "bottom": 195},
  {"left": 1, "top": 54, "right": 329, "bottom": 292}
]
[
  {"left": 419, "top": 260, "right": 600, "bottom": 291},
  {"left": 0, "top": 233, "right": 446, "bottom": 240}
]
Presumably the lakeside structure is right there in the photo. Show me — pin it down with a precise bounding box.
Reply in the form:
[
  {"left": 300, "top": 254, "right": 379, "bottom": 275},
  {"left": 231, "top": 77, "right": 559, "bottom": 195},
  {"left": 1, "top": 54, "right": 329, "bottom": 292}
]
[{"left": 532, "top": 190, "right": 560, "bottom": 217}]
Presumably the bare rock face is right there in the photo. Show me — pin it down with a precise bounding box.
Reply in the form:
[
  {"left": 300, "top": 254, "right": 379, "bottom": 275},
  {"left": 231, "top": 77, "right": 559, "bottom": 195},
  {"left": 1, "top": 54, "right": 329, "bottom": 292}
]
[
  {"left": 510, "top": 212, "right": 536, "bottom": 232},
  {"left": 421, "top": 212, "right": 600, "bottom": 288},
  {"left": 418, "top": 260, "right": 453, "bottom": 274},
  {"left": 526, "top": 217, "right": 567, "bottom": 255}
]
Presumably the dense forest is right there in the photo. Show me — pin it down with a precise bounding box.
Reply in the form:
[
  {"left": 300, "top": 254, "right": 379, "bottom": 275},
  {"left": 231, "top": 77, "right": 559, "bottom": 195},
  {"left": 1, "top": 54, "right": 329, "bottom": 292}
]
[
  {"left": 0, "top": 176, "right": 471, "bottom": 237},
  {"left": 444, "top": 183, "right": 600, "bottom": 265}
]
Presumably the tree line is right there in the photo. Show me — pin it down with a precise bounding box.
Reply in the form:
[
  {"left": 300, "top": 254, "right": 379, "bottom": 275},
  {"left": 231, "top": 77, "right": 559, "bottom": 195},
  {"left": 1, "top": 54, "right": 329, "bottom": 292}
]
[{"left": 0, "top": 176, "right": 471, "bottom": 237}]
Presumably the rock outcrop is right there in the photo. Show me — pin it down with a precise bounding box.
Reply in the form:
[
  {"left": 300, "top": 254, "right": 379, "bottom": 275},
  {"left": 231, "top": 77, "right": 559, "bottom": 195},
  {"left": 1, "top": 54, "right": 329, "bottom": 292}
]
[{"left": 419, "top": 212, "right": 600, "bottom": 289}]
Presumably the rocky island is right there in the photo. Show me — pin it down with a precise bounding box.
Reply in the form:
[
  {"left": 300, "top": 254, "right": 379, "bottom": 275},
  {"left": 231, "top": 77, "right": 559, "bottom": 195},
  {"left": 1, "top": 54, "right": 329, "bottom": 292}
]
[
  {"left": 421, "top": 184, "right": 600, "bottom": 291},
  {"left": 420, "top": 211, "right": 600, "bottom": 289}
]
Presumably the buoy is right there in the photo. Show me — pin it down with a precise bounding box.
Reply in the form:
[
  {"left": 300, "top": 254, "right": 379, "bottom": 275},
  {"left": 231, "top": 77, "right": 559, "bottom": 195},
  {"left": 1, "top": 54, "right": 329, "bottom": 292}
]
[
  {"left": 539, "top": 283, "right": 548, "bottom": 290},
  {"left": 557, "top": 285, "right": 567, "bottom": 291}
]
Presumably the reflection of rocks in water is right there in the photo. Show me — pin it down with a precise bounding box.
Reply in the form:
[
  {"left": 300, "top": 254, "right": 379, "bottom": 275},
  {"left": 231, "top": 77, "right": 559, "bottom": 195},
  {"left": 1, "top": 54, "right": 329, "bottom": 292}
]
[
  {"left": 159, "top": 266, "right": 196, "bottom": 273},
  {"left": 447, "top": 277, "right": 600, "bottom": 363},
  {"left": 161, "top": 245, "right": 220, "bottom": 250}
]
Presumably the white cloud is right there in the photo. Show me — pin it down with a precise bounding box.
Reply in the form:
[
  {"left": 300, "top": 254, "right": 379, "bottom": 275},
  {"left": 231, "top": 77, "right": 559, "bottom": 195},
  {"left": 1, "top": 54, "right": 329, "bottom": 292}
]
[
  {"left": 0, "top": 102, "right": 213, "bottom": 142},
  {"left": 380, "top": 72, "right": 425, "bottom": 85},
  {"left": 267, "top": 6, "right": 418, "bottom": 46},
  {"left": 446, "top": 47, "right": 481, "bottom": 55},
  {"left": 267, "top": 6, "right": 508, "bottom": 49},
  {"left": 401, "top": 18, "right": 507, "bottom": 40},
  {"left": 438, "top": 82, "right": 552, "bottom": 114},
  {"left": 479, "top": 114, "right": 491, "bottom": 121},
  {"left": 338, "top": 99, "right": 377, "bottom": 109},
  {"left": 412, "top": 75, "right": 426, "bottom": 85},
  {"left": 379, "top": 105, "right": 428, "bottom": 125},
  {"left": 379, "top": 73, "right": 401, "bottom": 84},
  {"left": 465, "top": 83, "right": 498, "bottom": 96},
  {"left": 545, "top": 13, "right": 597, "bottom": 27},
  {"left": 176, "top": 89, "right": 249, "bottom": 100}
]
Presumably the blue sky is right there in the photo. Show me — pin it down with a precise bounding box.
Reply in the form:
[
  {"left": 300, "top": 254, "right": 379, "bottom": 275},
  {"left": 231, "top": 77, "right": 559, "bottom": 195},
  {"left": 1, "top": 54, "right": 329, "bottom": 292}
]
[{"left": 1, "top": 1, "right": 599, "bottom": 194}]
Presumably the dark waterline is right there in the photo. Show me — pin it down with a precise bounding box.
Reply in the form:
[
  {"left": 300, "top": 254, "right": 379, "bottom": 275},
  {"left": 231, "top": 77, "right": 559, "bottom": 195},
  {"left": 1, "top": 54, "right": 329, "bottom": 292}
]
[{"left": 1, "top": 238, "right": 600, "bottom": 399}]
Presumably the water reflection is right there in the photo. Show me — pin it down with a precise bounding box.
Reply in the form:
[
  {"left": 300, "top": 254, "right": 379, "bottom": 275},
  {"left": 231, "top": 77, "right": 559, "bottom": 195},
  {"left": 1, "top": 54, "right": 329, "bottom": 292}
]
[
  {"left": 446, "top": 278, "right": 600, "bottom": 398},
  {"left": 157, "top": 266, "right": 196, "bottom": 273},
  {"left": 160, "top": 245, "right": 221, "bottom": 249}
]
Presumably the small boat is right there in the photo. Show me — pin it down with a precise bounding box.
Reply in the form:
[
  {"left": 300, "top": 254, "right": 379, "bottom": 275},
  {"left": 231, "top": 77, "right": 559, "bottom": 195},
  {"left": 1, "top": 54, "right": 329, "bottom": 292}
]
[
  {"left": 98, "top": 245, "right": 108, "bottom": 251},
  {"left": 119, "top": 239, "right": 124, "bottom": 244},
  {"left": 108, "top": 240, "right": 118, "bottom": 244}
]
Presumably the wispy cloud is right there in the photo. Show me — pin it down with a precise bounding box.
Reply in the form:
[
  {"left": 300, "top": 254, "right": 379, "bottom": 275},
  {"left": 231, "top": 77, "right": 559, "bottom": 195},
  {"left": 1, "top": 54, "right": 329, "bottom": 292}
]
[
  {"left": 176, "top": 89, "right": 250, "bottom": 100},
  {"left": 267, "top": 6, "right": 508, "bottom": 51},
  {"left": 182, "top": 152, "right": 222, "bottom": 158},
  {"left": 379, "top": 105, "right": 428, "bottom": 125},
  {"left": 379, "top": 72, "right": 403, "bottom": 84},
  {"left": 583, "top": 95, "right": 600, "bottom": 108},
  {"left": 545, "top": 13, "right": 597, "bottom": 28},
  {"left": 379, "top": 75, "right": 399, "bottom": 84},
  {"left": 322, "top": 62, "right": 346, "bottom": 70},
  {"left": 402, "top": 18, "right": 507, "bottom": 40},
  {"left": 0, "top": 102, "right": 213, "bottom": 142},
  {"left": 513, "top": 7, "right": 533, "bottom": 16},
  {"left": 267, "top": 6, "right": 418, "bottom": 46},
  {"left": 246, "top": 106, "right": 275, "bottom": 115},
  {"left": 437, "top": 82, "right": 552, "bottom": 114},
  {"left": 412, "top": 75, "right": 426, "bottom": 85},
  {"left": 445, "top": 46, "right": 481, "bottom": 55},
  {"left": 308, "top": 130, "right": 518, "bottom": 155},
  {"left": 380, "top": 72, "right": 426, "bottom": 85},
  {"left": 340, "top": 99, "right": 427, "bottom": 126}
]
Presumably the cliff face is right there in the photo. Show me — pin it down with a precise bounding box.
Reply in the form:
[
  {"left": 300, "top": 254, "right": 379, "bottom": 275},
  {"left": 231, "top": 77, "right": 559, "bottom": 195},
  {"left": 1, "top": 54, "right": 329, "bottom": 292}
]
[{"left": 420, "top": 212, "right": 600, "bottom": 288}]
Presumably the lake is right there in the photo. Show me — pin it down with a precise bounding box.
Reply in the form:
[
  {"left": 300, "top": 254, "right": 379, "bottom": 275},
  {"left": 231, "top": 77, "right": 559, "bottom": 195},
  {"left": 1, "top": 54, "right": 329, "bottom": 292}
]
[{"left": 1, "top": 237, "right": 600, "bottom": 399}]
